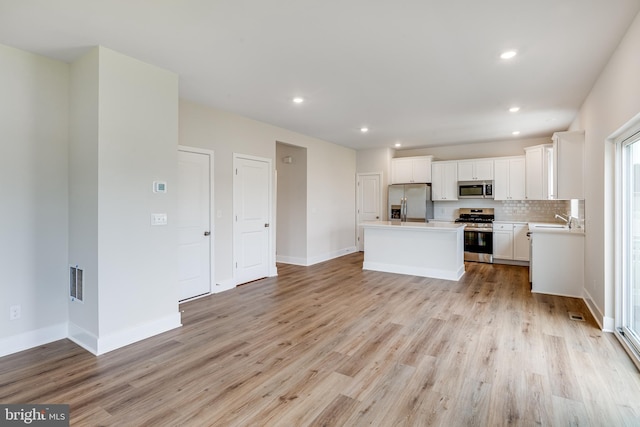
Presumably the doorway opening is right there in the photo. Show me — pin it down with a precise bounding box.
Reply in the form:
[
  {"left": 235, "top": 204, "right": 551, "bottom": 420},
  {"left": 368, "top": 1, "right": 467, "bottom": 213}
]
[{"left": 276, "top": 142, "right": 308, "bottom": 265}]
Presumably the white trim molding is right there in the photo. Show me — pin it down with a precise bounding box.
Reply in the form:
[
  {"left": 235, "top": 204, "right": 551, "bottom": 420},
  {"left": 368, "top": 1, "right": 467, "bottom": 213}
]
[
  {"left": 69, "top": 314, "right": 181, "bottom": 356},
  {"left": 0, "top": 323, "right": 68, "bottom": 358}
]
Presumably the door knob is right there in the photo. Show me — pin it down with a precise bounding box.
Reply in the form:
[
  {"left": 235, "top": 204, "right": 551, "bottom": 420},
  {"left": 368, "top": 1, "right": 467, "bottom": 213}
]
[
  {"left": 264, "top": 223, "right": 270, "bottom": 228},
  {"left": 204, "top": 231, "right": 211, "bottom": 236}
]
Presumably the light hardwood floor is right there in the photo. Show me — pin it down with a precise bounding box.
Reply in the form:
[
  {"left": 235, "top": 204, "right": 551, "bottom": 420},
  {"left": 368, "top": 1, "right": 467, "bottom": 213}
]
[{"left": 2, "top": 253, "right": 640, "bottom": 426}]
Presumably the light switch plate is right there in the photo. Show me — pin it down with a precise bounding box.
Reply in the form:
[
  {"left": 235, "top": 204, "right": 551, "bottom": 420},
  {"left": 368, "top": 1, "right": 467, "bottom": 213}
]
[{"left": 151, "top": 213, "right": 168, "bottom": 226}]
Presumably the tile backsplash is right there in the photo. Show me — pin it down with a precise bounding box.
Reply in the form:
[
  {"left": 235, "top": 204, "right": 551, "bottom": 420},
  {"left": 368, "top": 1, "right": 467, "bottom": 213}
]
[
  {"left": 496, "top": 200, "right": 571, "bottom": 222},
  {"left": 433, "top": 199, "right": 584, "bottom": 224}
]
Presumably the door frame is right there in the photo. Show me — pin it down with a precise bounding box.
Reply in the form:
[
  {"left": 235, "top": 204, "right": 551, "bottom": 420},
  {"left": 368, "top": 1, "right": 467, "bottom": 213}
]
[
  {"left": 177, "top": 145, "right": 216, "bottom": 297},
  {"left": 611, "top": 112, "right": 640, "bottom": 369},
  {"left": 233, "top": 153, "right": 276, "bottom": 285},
  {"left": 356, "top": 172, "right": 384, "bottom": 251}
]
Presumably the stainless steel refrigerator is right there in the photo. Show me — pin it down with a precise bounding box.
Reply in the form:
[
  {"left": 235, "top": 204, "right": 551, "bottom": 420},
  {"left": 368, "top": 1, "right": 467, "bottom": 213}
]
[{"left": 388, "top": 183, "right": 434, "bottom": 222}]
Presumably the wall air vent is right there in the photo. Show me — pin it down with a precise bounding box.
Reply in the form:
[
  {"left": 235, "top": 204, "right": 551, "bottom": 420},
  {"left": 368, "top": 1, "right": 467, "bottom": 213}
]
[{"left": 69, "top": 265, "right": 84, "bottom": 303}]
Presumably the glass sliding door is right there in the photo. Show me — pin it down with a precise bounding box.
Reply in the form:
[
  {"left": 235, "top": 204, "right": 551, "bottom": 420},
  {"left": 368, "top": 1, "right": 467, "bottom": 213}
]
[{"left": 622, "top": 133, "right": 640, "bottom": 353}]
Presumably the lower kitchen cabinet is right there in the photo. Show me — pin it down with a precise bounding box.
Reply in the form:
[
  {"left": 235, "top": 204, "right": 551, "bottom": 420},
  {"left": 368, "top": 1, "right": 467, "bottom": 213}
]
[
  {"left": 513, "top": 224, "right": 530, "bottom": 261},
  {"left": 493, "top": 222, "right": 529, "bottom": 262},
  {"left": 530, "top": 231, "right": 584, "bottom": 297},
  {"left": 493, "top": 223, "right": 514, "bottom": 259}
]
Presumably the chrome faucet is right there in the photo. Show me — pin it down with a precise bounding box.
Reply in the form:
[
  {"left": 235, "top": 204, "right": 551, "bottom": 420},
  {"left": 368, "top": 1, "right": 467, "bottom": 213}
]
[{"left": 555, "top": 213, "right": 573, "bottom": 229}]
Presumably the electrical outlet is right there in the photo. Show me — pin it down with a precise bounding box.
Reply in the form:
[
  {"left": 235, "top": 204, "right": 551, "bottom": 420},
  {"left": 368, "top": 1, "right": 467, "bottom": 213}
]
[{"left": 9, "top": 305, "right": 21, "bottom": 320}]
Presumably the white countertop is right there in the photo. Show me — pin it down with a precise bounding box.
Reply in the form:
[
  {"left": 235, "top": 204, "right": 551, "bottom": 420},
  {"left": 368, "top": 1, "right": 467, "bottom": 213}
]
[
  {"left": 493, "top": 220, "right": 529, "bottom": 224},
  {"left": 528, "top": 222, "right": 585, "bottom": 235},
  {"left": 360, "top": 221, "right": 465, "bottom": 231}
]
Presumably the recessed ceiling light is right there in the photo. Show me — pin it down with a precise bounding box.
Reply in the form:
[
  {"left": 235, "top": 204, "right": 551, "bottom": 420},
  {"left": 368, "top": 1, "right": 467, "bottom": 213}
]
[
  {"left": 292, "top": 97, "right": 304, "bottom": 104},
  {"left": 500, "top": 50, "right": 517, "bottom": 60},
  {"left": 509, "top": 106, "right": 520, "bottom": 113},
  {"left": 512, "top": 131, "right": 521, "bottom": 136},
  {"left": 394, "top": 143, "right": 402, "bottom": 147},
  {"left": 360, "top": 127, "right": 369, "bottom": 133}
]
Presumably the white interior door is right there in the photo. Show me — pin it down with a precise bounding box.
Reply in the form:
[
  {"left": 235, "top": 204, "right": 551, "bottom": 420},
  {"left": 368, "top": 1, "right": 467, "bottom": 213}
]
[
  {"left": 357, "top": 173, "right": 382, "bottom": 251},
  {"left": 234, "top": 155, "right": 271, "bottom": 284},
  {"left": 177, "top": 149, "right": 212, "bottom": 300}
]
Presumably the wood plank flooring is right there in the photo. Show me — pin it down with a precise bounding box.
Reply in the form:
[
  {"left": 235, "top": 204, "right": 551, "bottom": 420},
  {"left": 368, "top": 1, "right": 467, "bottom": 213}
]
[{"left": 2, "top": 253, "right": 640, "bottom": 426}]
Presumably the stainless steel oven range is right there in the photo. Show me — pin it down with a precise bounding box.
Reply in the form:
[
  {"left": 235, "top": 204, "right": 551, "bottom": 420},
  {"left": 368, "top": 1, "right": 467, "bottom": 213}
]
[{"left": 454, "top": 208, "right": 494, "bottom": 263}]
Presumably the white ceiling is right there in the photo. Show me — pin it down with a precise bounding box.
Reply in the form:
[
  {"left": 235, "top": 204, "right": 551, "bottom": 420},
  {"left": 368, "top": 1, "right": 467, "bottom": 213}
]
[{"left": 1, "top": 0, "right": 639, "bottom": 150}]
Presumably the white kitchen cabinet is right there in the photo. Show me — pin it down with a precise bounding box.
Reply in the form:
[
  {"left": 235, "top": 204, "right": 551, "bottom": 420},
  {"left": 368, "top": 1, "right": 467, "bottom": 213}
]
[
  {"left": 513, "top": 224, "right": 530, "bottom": 261},
  {"left": 493, "top": 222, "right": 530, "bottom": 262},
  {"left": 552, "top": 130, "right": 584, "bottom": 200},
  {"left": 391, "top": 156, "right": 433, "bottom": 184},
  {"left": 493, "top": 223, "right": 514, "bottom": 259},
  {"left": 530, "top": 230, "right": 584, "bottom": 297},
  {"left": 524, "top": 144, "right": 552, "bottom": 200},
  {"left": 457, "top": 159, "right": 494, "bottom": 181},
  {"left": 493, "top": 157, "right": 525, "bottom": 200},
  {"left": 431, "top": 161, "right": 458, "bottom": 201}
]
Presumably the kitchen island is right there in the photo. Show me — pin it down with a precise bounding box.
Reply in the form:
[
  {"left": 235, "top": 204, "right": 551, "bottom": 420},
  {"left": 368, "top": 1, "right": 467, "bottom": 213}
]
[{"left": 361, "top": 221, "right": 466, "bottom": 281}]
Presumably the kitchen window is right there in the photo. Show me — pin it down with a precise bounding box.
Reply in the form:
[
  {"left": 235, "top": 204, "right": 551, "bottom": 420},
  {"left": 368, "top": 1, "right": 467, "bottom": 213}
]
[{"left": 619, "top": 126, "right": 640, "bottom": 363}]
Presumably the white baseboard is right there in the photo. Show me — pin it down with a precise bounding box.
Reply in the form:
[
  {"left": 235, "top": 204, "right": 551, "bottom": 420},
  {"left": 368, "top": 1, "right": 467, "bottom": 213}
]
[
  {"left": 94, "top": 312, "right": 182, "bottom": 355},
  {"left": 70, "top": 313, "right": 182, "bottom": 356},
  {"left": 214, "top": 278, "right": 236, "bottom": 293},
  {"left": 582, "top": 288, "right": 614, "bottom": 331},
  {"left": 0, "top": 323, "right": 68, "bottom": 358},
  {"left": 603, "top": 316, "right": 615, "bottom": 332},
  {"left": 276, "top": 255, "right": 307, "bottom": 266},
  {"left": 305, "top": 246, "right": 358, "bottom": 266},
  {"left": 67, "top": 321, "right": 99, "bottom": 355}
]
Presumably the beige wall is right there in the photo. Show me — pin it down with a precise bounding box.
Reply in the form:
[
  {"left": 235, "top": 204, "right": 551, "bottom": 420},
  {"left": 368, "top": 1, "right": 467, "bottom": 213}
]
[
  {"left": 69, "top": 47, "right": 180, "bottom": 354},
  {"left": 179, "top": 100, "right": 356, "bottom": 281},
  {"left": 0, "top": 43, "right": 69, "bottom": 355},
  {"left": 570, "top": 11, "right": 640, "bottom": 329}
]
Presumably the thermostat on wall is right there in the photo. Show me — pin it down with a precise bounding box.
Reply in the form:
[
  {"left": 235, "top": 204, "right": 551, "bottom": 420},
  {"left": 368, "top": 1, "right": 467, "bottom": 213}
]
[{"left": 153, "top": 181, "right": 167, "bottom": 193}]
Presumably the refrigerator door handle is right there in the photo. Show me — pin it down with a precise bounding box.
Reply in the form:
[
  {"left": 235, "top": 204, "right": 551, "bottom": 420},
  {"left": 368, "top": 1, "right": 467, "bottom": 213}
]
[{"left": 402, "top": 197, "right": 407, "bottom": 222}]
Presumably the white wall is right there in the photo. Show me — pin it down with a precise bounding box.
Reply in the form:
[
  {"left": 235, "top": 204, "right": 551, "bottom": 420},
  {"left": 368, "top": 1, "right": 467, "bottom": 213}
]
[
  {"left": 179, "top": 100, "right": 356, "bottom": 279},
  {"left": 395, "top": 137, "right": 551, "bottom": 160},
  {"left": 276, "top": 143, "right": 307, "bottom": 264},
  {"left": 69, "top": 47, "right": 100, "bottom": 338},
  {"left": 69, "top": 47, "right": 180, "bottom": 354},
  {"left": 0, "top": 44, "right": 69, "bottom": 355},
  {"left": 569, "top": 11, "right": 640, "bottom": 329}
]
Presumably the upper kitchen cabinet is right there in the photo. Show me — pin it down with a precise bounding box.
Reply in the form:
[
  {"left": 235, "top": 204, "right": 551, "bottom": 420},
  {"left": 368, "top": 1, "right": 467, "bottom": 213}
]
[
  {"left": 494, "top": 156, "right": 525, "bottom": 200},
  {"left": 431, "top": 161, "right": 458, "bottom": 201},
  {"left": 524, "top": 144, "right": 552, "bottom": 200},
  {"left": 552, "top": 130, "right": 585, "bottom": 200},
  {"left": 457, "top": 159, "right": 494, "bottom": 181},
  {"left": 391, "top": 155, "right": 433, "bottom": 184}
]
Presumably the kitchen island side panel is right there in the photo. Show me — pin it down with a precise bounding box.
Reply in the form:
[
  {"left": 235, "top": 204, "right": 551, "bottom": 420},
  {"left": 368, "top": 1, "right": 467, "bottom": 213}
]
[{"left": 362, "top": 223, "right": 464, "bottom": 281}]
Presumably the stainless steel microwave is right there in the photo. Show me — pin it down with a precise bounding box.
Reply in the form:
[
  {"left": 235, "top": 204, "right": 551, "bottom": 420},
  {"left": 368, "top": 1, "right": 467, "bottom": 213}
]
[{"left": 458, "top": 182, "right": 494, "bottom": 199}]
